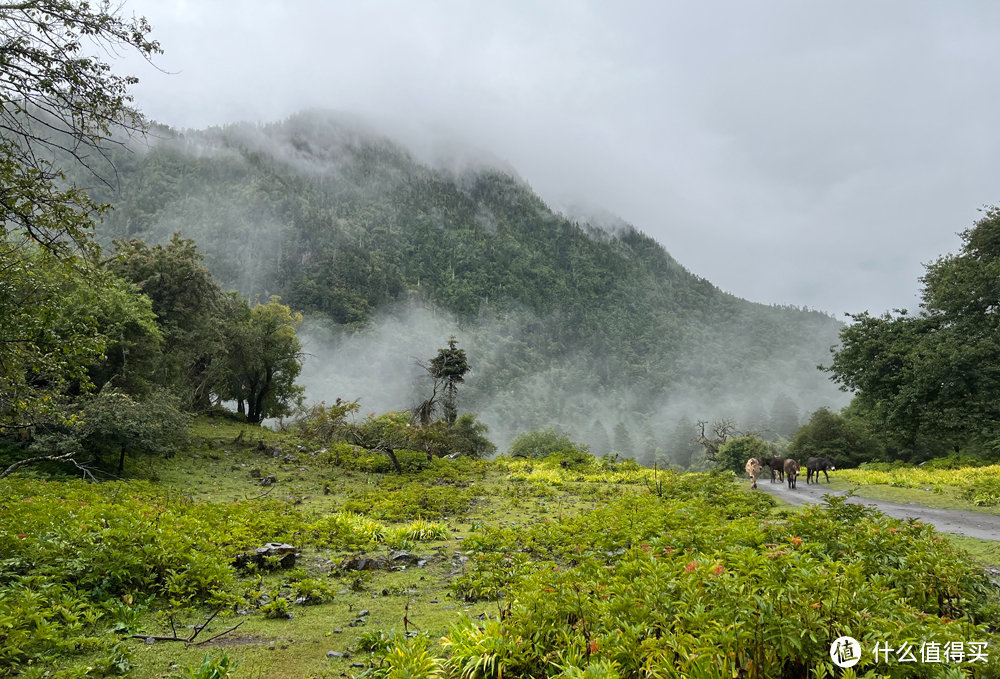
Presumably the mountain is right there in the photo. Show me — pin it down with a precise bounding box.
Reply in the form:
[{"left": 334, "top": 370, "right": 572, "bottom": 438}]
[{"left": 79, "top": 110, "right": 847, "bottom": 456}]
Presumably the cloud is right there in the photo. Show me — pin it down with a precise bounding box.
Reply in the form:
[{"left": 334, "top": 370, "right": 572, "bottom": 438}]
[{"left": 119, "top": 0, "right": 1000, "bottom": 317}]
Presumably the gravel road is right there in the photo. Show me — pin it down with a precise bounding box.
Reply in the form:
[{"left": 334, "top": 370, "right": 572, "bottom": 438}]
[{"left": 754, "top": 475, "right": 1000, "bottom": 542}]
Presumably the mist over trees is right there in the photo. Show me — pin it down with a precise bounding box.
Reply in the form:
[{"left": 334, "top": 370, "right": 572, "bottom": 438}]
[
  {"left": 70, "top": 111, "right": 847, "bottom": 456},
  {"left": 0, "top": 1, "right": 846, "bottom": 468}
]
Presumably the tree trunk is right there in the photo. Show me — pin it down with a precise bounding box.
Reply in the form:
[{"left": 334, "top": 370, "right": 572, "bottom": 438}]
[
  {"left": 385, "top": 448, "right": 403, "bottom": 473},
  {"left": 118, "top": 444, "right": 126, "bottom": 475}
]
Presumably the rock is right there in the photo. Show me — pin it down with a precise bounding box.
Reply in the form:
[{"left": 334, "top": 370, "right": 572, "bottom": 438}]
[
  {"left": 359, "top": 609, "right": 370, "bottom": 617},
  {"left": 326, "top": 651, "right": 345, "bottom": 658},
  {"left": 249, "top": 468, "right": 262, "bottom": 479},
  {"left": 390, "top": 551, "right": 422, "bottom": 565},
  {"left": 234, "top": 542, "right": 298, "bottom": 571},
  {"left": 283, "top": 454, "right": 299, "bottom": 463},
  {"left": 333, "top": 628, "right": 342, "bottom": 634},
  {"left": 351, "top": 663, "right": 366, "bottom": 668},
  {"left": 429, "top": 599, "right": 439, "bottom": 603},
  {"left": 340, "top": 556, "right": 384, "bottom": 571},
  {"left": 260, "top": 475, "right": 277, "bottom": 487}
]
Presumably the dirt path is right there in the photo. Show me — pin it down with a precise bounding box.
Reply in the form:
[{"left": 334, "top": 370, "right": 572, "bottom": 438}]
[{"left": 754, "top": 476, "right": 1000, "bottom": 542}]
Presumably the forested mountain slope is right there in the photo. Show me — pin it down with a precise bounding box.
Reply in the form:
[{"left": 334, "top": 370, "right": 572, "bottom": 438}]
[{"left": 82, "top": 111, "right": 845, "bottom": 454}]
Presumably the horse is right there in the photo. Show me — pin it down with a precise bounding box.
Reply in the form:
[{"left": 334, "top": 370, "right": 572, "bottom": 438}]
[
  {"left": 745, "top": 458, "right": 763, "bottom": 490},
  {"left": 784, "top": 459, "right": 800, "bottom": 489},
  {"left": 805, "top": 456, "right": 836, "bottom": 484}
]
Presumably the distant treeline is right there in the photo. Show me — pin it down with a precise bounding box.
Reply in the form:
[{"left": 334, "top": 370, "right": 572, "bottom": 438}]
[{"left": 74, "top": 111, "right": 844, "bottom": 452}]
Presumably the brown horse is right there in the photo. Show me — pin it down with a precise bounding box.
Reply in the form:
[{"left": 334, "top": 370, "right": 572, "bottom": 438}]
[{"left": 784, "top": 459, "right": 800, "bottom": 489}]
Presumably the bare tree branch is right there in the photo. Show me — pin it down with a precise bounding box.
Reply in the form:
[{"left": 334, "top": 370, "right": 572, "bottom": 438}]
[{"left": 0, "top": 449, "right": 75, "bottom": 480}]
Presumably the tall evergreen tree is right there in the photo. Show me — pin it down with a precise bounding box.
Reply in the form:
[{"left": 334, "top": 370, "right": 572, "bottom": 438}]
[
  {"left": 612, "top": 421, "right": 634, "bottom": 458},
  {"left": 587, "top": 420, "right": 611, "bottom": 457},
  {"left": 666, "top": 417, "right": 700, "bottom": 468},
  {"left": 428, "top": 337, "right": 469, "bottom": 425},
  {"left": 768, "top": 394, "right": 800, "bottom": 440}
]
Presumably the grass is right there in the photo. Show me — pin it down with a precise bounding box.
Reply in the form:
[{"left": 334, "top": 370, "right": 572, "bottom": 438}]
[
  {"left": 823, "top": 477, "right": 1000, "bottom": 515},
  {"left": 114, "top": 417, "right": 602, "bottom": 678},
  {"left": 4, "top": 416, "right": 999, "bottom": 678},
  {"left": 943, "top": 534, "right": 1000, "bottom": 570}
]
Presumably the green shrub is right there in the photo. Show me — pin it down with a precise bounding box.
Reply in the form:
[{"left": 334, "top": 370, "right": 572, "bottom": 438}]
[
  {"left": 715, "top": 435, "right": 769, "bottom": 474},
  {"left": 290, "top": 578, "right": 336, "bottom": 605},
  {"left": 509, "top": 429, "right": 587, "bottom": 459},
  {"left": 261, "top": 597, "right": 293, "bottom": 619},
  {"left": 387, "top": 475, "right": 997, "bottom": 678},
  {"left": 961, "top": 477, "right": 1000, "bottom": 507},
  {"left": 169, "top": 651, "right": 239, "bottom": 679}
]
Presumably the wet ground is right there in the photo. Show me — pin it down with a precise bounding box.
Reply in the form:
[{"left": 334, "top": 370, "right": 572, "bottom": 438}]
[{"left": 755, "top": 475, "right": 1000, "bottom": 542}]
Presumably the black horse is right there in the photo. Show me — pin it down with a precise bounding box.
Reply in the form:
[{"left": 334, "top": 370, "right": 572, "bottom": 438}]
[
  {"left": 761, "top": 456, "right": 785, "bottom": 483},
  {"left": 805, "top": 456, "right": 836, "bottom": 484}
]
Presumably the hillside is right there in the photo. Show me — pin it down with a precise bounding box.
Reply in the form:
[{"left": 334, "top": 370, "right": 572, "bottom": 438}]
[{"left": 81, "top": 111, "right": 846, "bottom": 452}]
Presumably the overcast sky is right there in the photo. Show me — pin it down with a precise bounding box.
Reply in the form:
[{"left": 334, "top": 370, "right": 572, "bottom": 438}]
[{"left": 120, "top": 1, "right": 1000, "bottom": 317}]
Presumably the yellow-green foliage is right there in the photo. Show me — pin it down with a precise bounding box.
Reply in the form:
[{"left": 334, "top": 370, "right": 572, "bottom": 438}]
[
  {"left": 502, "top": 454, "right": 653, "bottom": 486},
  {"left": 839, "top": 463, "right": 1000, "bottom": 488}
]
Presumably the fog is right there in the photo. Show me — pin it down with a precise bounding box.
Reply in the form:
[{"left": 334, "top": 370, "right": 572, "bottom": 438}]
[
  {"left": 295, "top": 299, "right": 847, "bottom": 457},
  {"left": 97, "top": 111, "right": 854, "bottom": 458},
  {"left": 119, "top": 1, "right": 1000, "bottom": 319}
]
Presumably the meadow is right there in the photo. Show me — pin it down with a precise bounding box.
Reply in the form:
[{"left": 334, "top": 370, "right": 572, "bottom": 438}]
[{"left": 1, "top": 417, "right": 998, "bottom": 679}]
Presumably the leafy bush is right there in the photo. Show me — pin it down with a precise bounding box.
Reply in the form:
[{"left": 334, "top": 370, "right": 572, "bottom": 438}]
[
  {"left": 261, "top": 596, "right": 293, "bottom": 619},
  {"left": 961, "top": 477, "right": 1000, "bottom": 507},
  {"left": 922, "top": 453, "right": 998, "bottom": 470},
  {"left": 0, "top": 580, "right": 131, "bottom": 677},
  {"left": 169, "top": 651, "right": 239, "bottom": 679},
  {"left": 291, "top": 578, "right": 336, "bottom": 605},
  {"left": 1, "top": 480, "right": 238, "bottom": 603},
  {"left": 444, "top": 413, "right": 497, "bottom": 459},
  {"left": 385, "top": 520, "right": 450, "bottom": 545},
  {"left": 509, "top": 429, "right": 588, "bottom": 459},
  {"left": 383, "top": 474, "right": 998, "bottom": 678},
  {"left": 714, "top": 435, "right": 768, "bottom": 474},
  {"left": 839, "top": 464, "right": 1000, "bottom": 495}
]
